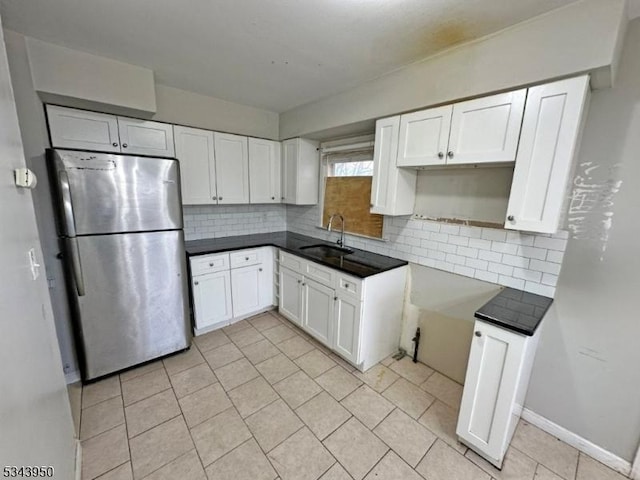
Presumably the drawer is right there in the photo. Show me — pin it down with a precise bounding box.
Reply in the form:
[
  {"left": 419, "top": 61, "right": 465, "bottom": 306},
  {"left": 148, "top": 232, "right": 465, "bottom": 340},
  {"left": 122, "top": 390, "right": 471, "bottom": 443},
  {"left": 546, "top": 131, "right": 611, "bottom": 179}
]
[
  {"left": 337, "top": 274, "right": 362, "bottom": 299},
  {"left": 279, "top": 250, "right": 306, "bottom": 274},
  {"left": 191, "top": 253, "right": 230, "bottom": 276},
  {"left": 305, "top": 260, "right": 336, "bottom": 289},
  {"left": 230, "top": 248, "right": 262, "bottom": 269}
]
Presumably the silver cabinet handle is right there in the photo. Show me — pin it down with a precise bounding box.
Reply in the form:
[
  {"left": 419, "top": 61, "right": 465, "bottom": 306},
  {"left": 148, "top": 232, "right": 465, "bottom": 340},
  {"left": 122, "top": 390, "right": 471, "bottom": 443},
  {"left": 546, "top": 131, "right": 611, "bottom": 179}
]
[
  {"left": 194, "top": 281, "right": 199, "bottom": 286},
  {"left": 302, "top": 282, "right": 306, "bottom": 286},
  {"left": 219, "top": 196, "right": 223, "bottom": 200},
  {"left": 209, "top": 263, "right": 214, "bottom": 267},
  {"left": 334, "top": 296, "right": 338, "bottom": 301},
  {"left": 122, "top": 143, "right": 128, "bottom": 148},
  {"left": 507, "top": 215, "right": 515, "bottom": 222},
  {"left": 297, "top": 280, "right": 301, "bottom": 284},
  {"left": 271, "top": 196, "right": 275, "bottom": 200},
  {"left": 475, "top": 331, "right": 482, "bottom": 337},
  {"left": 112, "top": 142, "right": 118, "bottom": 147},
  {"left": 447, "top": 151, "right": 454, "bottom": 159},
  {"left": 245, "top": 257, "right": 249, "bottom": 261},
  {"left": 438, "top": 152, "right": 444, "bottom": 159},
  {"left": 259, "top": 268, "right": 263, "bottom": 272}
]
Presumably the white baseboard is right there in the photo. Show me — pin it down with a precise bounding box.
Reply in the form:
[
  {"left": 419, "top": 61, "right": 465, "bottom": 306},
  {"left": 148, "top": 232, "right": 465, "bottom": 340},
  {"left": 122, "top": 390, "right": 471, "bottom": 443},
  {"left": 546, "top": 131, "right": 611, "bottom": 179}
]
[
  {"left": 65, "top": 370, "right": 81, "bottom": 384},
  {"left": 521, "top": 408, "right": 632, "bottom": 477},
  {"left": 631, "top": 447, "right": 640, "bottom": 480},
  {"left": 75, "top": 440, "right": 82, "bottom": 480}
]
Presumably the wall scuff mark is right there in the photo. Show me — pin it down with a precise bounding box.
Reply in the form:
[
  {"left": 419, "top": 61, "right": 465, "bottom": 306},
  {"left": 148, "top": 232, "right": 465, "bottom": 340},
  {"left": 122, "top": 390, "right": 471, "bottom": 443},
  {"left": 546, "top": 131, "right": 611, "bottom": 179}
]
[{"left": 567, "top": 162, "right": 622, "bottom": 258}]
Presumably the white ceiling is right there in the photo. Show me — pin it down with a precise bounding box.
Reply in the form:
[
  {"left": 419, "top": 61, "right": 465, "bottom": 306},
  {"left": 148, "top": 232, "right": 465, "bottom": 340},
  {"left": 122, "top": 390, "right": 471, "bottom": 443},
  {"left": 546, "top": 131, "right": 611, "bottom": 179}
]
[{"left": 1, "top": 0, "right": 584, "bottom": 112}]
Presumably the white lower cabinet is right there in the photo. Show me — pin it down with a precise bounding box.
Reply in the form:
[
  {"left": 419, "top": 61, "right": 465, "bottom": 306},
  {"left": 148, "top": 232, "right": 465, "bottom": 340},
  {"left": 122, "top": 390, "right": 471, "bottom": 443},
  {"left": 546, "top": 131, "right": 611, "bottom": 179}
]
[
  {"left": 333, "top": 292, "right": 361, "bottom": 365},
  {"left": 302, "top": 278, "right": 334, "bottom": 346},
  {"left": 457, "top": 320, "right": 542, "bottom": 468},
  {"left": 278, "top": 250, "right": 406, "bottom": 371},
  {"left": 279, "top": 266, "right": 303, "bottom": 326},
  {"left": 191, "top": 247, "right": 274, "bottom": 335},
  {"left": 192, "top": 269, "right": 233, "bottom": 332}
]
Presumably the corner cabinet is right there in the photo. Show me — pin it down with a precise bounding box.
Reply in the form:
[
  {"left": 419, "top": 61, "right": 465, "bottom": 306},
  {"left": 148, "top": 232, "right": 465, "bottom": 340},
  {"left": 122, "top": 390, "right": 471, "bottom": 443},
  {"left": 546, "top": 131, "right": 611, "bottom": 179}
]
[
  {"left": 281, "top": 138, "right": 319, "bottom": 205},
  {"left": 505, "top": 75, "right": 590, "bottom": 233},
  {"left": 249, "top": 137, "right": 281, "bottom": 204},
  {"left": 370, "top": 116, "right": 417, "bottom": 216},
  {"left": 278, "top": 250, "right": 407, "bottom": 370},
  {"left": 190, "top": 248, "right": 274, "bottom": 335},
  {"left": 47, "top": 105, "right": 175, "bottom": 157},
  {"left": 457, "top": 320, "right": 542, "bottom": 468}
]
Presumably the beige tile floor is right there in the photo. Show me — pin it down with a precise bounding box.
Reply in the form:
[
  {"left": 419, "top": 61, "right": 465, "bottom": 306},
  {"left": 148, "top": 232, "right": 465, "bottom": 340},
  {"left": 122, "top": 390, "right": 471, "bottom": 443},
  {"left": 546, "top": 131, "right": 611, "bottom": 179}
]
[{"left": 79, "top": 310, "right": 629, "bottom": 480}]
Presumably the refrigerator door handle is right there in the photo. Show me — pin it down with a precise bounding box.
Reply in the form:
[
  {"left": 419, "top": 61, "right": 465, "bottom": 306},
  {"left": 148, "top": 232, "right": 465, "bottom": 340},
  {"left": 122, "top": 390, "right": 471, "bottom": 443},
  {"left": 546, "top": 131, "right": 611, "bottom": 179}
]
[
  {"left": 59, "top": 170, "right": 77, "bottom": 237},
  {"left": 66, "top": 237, "right": 86, "bottom": 297}
]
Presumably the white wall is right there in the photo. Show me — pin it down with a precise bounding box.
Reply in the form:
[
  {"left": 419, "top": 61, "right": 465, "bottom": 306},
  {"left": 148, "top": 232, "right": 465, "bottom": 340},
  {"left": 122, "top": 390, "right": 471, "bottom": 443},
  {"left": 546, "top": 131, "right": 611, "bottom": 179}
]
[
  {"left": 0, "top": 22, "right": 76, "bottom": 477},
  {"left": 279, "top": 0, "right": 627, "bottom": 139},
  {"left": 154, "top": 85, "right": 279, "bottom": 140},
  {"left": 525, "top": 17, "right": 640, "bottom": 463},
  {"left": 25, "top": 36, "right": 156, "bottom": 113}
]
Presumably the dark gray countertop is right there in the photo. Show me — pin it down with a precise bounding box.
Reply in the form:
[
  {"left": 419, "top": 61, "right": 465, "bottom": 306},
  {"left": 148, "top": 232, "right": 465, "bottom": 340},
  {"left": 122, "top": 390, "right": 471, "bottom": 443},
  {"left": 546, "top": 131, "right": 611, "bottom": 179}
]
[
  {"left": 474, "top": 287, "right": 553, "bottom": 336},
  {"left": 185, "top": 231, "right": 408, "bottom": 278}
]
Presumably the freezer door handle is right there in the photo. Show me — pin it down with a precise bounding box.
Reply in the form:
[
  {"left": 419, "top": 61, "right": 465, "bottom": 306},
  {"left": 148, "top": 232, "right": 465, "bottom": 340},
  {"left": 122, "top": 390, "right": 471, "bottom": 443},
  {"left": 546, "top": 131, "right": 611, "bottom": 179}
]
[
  {"left": 59, "top": 170, "right": 77, "bottom": 237},
  {"left": 66, "top": 237, "right": 85, "bottom": 296}
]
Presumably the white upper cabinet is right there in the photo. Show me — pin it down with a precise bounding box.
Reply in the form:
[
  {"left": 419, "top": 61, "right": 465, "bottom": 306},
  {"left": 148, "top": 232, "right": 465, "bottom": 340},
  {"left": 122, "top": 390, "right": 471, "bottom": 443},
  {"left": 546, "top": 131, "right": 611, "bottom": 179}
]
[
  {"left": 505, "top": 76, "right": 590, "bottom": 233},
  {"left": 281, "top": 138, "right": 319, "bottom": 205},
  {"left": 397, "top": 105, "right": 452, "bottom": 167},
  {"left": 249, "top": 137, "right": 281, "bottom": 204},
  {"left": 174, "top": 126, "right": 216, "bottom": 205},
  {"left": 371, "top": 116, "right": 417, "bottom": 216},
  {"left": 117, "top": 117, "right": 175, "bottom": 157},
  {"left": 447, "top": 90, "right": 526, "bottom": 165},
  {"left": 394, "top": 89, "right": 526, "bottom": 167},
  {"left": 214, "top": 132, "right": 249, "bottom": 204},
  {"left": 47, "top": 105, "right": 121, "bottom": 152}
]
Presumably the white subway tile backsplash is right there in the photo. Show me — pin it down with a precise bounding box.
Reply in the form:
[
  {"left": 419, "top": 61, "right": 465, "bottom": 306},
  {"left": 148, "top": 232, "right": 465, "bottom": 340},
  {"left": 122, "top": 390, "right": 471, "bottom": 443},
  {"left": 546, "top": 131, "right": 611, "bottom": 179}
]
[
  {"left": 469, "top": 238, "right": 492, "bottom": 250},
  {"left": 501, "top": 254, "right": 529, "bottom": 268},
  {"left": 491, "top": 241, "right": 519, "bottom": 255},
  {"left": 481, "top": 228, "right": 507, "bottom": 242},
  {"left": 475, "top": 270, "right": 499, "bottom": 283},
  {"left": 517, "top": 245, "right": 548, "bottom": 260},
  {"left": 529, "top": 259, "right": 562, "bottom": 275},
  {"left": 499, "top": 275, "right": 526, "bottom": 290},
  {"left": 283, "top": 206, "right": 567, "bottom": 297},
  {"left": 533, "top": 236, "right": 568, "bottom": 251},
  {"left": 457, "top": 246, "right": 479, "bottom": 258},
  {"left": 546, "top": 250, "right": 565, "bottom": 263}
]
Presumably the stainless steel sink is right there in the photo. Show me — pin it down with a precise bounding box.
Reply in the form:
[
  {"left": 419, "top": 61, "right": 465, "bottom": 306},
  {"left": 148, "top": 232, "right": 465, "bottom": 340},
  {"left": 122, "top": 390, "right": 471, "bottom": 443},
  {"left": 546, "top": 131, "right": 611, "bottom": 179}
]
[{"left": 299, "top": 244, "right": 354, "bottom": 257}]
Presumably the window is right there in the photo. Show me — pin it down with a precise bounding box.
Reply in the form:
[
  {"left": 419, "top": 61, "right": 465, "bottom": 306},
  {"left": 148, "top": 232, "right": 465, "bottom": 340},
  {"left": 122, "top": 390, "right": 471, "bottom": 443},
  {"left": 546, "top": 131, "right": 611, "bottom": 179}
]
[{"left": 320, "top": 146, "right": 383, "bottom": 239}]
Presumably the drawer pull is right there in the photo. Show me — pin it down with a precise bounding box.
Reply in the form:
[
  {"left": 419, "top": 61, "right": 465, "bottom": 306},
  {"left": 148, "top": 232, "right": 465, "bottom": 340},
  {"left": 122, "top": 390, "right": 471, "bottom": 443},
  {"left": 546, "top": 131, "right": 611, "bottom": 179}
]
[
  {"left": 334, "top": 296, "right": 338, "bottom": 301},
  {"left": 209, "top": 263, "right": 214, "bottom": 267},
  {"left": 259, "top": 268, "right": 263, "bottom": 272},
  {"left": 344, "top": 282, "right": 349, "bottom": 288},
  {"left": 112, "top": 142, "right": 118, "bottom": 147},
  {"left": 475, "top": 331, "right": 482, "bottom": 337},
  {"left": 245, "top": 257, "right": 249, "bottom": 261},
  {"left": 194, "top": 281, "right": 199, "bottom": 286}
]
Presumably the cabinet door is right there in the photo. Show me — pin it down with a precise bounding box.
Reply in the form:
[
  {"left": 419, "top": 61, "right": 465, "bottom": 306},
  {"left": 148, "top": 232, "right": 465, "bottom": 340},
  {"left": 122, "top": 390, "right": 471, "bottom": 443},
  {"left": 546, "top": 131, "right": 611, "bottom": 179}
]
[
  {"left": 279, "top": 266, "right": 303, "bottom": 326},
  {"left": 302, "top": 278, "right": 334, "bottom": 347},
  {"left": 231, "top": 264, "right": 263, "bottom": 317},
  {"left": 281, "top": 139, "right": 298, "bottom": 204},
  {"left": 214, "top": 132, "right": 249, "bottom": 204},
  {"left": 192, "top": 270, "right": 232, "bottom": 331},
  {"left": 397, "top": 106, "right": 452, "bottom": 167},
  {"left": 505, "top": 76, "right": 589, "bottom": 233},
  {"left": 174, "top": 126, "right": 216, "bottom": 205},
  {"left": 249, "top": 138, "right": 281, "bottom": 203},
  {"left": 117, "top": 117, "right": 175, "bottom": 157},
  {"left": 447, "top": 89, "right": 526, "bottom": 165},
  {"left": 333, "top": 293, "right": 362, "bottom": 364},
  {"left": 371, "top": 116, "right": 417, "bottom": 216},
  {"left": 47, "top": 105, "right": 120, "bottom": 152},
  {"left": 456, "top": 321, "right": 526, "bottom": 466}
]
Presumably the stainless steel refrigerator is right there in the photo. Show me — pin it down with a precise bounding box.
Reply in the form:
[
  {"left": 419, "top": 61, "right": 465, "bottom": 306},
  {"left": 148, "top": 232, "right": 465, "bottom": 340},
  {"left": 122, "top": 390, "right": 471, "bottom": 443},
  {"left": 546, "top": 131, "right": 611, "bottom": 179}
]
[{"left": 47, "top": 148, "right": 191, "bottom": 381}]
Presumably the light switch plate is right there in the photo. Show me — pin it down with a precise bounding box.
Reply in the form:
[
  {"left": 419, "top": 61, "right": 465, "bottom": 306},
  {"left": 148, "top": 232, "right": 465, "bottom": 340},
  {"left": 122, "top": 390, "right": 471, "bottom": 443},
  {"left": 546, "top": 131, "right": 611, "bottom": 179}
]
[{"left": 28, "top": 248, "right": 41, "bottom": 280}]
